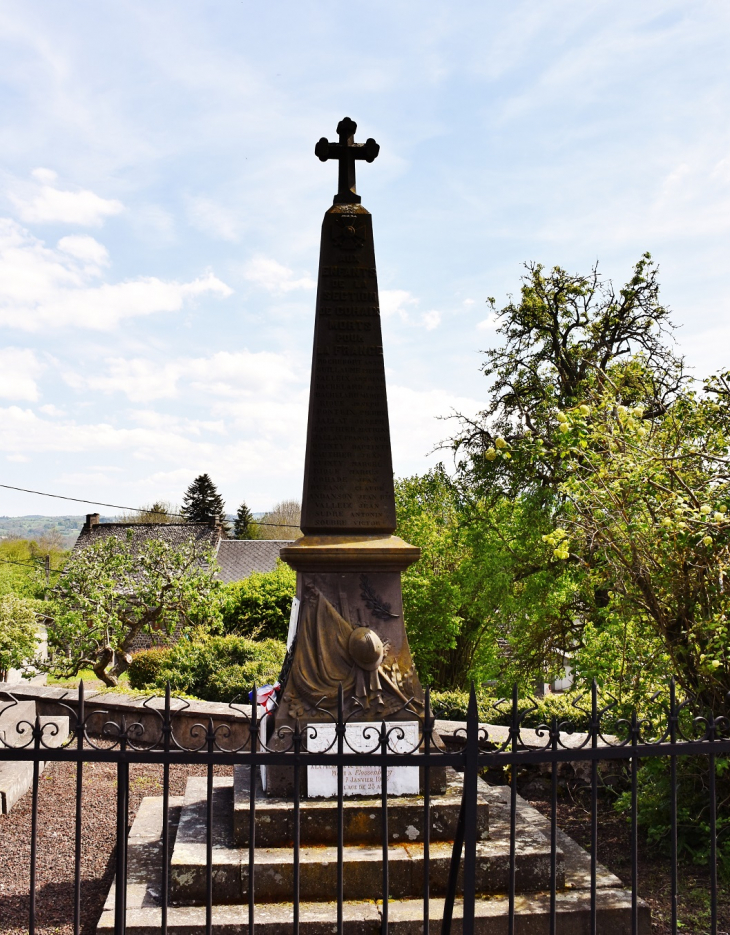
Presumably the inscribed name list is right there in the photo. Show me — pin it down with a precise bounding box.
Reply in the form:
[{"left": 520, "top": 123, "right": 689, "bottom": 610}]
[
  {"left": 306, "top": 721, "right": 419, "bottom": 797},
  {"left": 301, "top": 206, "right": 396, "bottom": 534}
]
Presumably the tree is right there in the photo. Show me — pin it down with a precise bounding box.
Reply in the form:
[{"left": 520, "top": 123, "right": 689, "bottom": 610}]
[
  {"left": 395, "top": 467, "right": 579, "bottom": 689},
  {"left": 48, "top": 533, "right": 221, "bottom": 687},
  {"left": 435, "top": 257, "right": 687, "bottom": 691},
  {"left": 259, "top": 499, "right": 302, "bottom": 540},
  {"left": 540, "top": 374, "right": 730, "bottom": 709},
  {"left": 0, "top": 594, "right": 40, "bottom": 681},
  {"left": 181, "top": 474, "right": 229, "bottom": 533},
  {"left": 118, "top": 501, "right": 179, "bottom": 524},
  {"left": 452, "top": 254, "right": 684, "bottom": 497},
  {"left": 233, "top": 501, "right": 260, "bottom": 539},
  {"left": 220, "top": 561, "right": 296, "bottom": 641}
]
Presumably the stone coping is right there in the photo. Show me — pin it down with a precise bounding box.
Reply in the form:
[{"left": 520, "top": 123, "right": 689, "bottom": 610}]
[
  {"left": 434, "top": 719, "right": 618, "bottom": 750},
  {"left": 0, "top": 683, "right": 254, "bottom": 745},
  {"left": 0, "top": 682, "right": 253, "bottom": 718},
  {"left": 0, "top": 686, "right": 615, "bottom": 751}
]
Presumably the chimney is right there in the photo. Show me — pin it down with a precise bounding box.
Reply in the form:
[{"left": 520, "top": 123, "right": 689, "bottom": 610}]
[
  {"left": 207, "top": 514, "right": 220, "bottom": 529},
  {"left": 85, "top": 513, "right": 100, "bottom": 531}
]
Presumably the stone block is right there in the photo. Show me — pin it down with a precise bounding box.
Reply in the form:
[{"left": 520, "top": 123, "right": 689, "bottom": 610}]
[
  {"left": 234, "top": 766, "right": 487, "bottom": 847},
  {"left": 0, "top": 709, "right": 69, "bottom": 813},
  {"left": 0, "top": 700, "right": 37, "bottom": 747},
  {"left": 171, "top": 774, "right": 553, "bottom": 905}
]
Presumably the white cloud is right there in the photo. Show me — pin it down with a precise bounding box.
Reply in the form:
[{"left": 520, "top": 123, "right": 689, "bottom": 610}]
[
  {"left": 243, "top": 255, "right": 315, "bottom": 293},
  {"left": 380, "top": 289, "right": 419, "bottom": 322},
  {"left": 57, "top": 234, "right": 109, "bottom": 267},
  {"left": 0, "top": 218, "right": 232, "bottom": 330},
  {"left": 381, "top": 290, "right": 442, "bottom": 329},
  {"left": 11, "top": 170, "right": 124, "bottom": 226},
  {"left": 64, "top": 358, "right": 182, "bottom": 401},
  {"left": 38, "top": 404, "right": 65, "bottom": 417},
  {"left": 0, "top": 347, "right": 44, "bottom": 400},
  {"left": 421, "top": 310, "right": 441, "bottom": 330},
  {"left": 186, "top": 196, "right": 239, "bottom": 241},
  {"left": 64, "top": 349, "right": 302, "bottom": 403},
  {"left": 477, "top": 313, "right": 499, "bottom": 331},
  {"left": 0, "top": 404, "right": 306, "bottom": 496}
]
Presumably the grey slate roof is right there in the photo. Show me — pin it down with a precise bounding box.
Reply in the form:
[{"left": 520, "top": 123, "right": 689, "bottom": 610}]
[
  {"left": 73, "top": 519, "right": 292, "bottom": 584},
  {"left": 73, "top": 522, "right": 221, "bottom": 554},
  {"left": 215, "top": 539, "right": 294, "bottom": 584}
]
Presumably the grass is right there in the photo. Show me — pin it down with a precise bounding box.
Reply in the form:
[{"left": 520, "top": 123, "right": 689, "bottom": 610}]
[{"left": 46, "top": 669, "right": 155, "bottom": 697}]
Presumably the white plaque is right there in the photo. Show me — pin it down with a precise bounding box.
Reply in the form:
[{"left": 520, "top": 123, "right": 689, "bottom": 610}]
[{"left": 307, "top": 721, "right": 420, "bottom": 797}]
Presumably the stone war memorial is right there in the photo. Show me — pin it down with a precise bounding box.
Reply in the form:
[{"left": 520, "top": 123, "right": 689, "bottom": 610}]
[
  {"left": 93, "top": 118, "right": 646, "bottom": 934},
  {"left": 268, "top": 116, "right": 434, "bottom": 796}
]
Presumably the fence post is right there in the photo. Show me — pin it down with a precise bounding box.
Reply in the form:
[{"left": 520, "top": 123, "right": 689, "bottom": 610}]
[
  {"left": 114, "top": 717, "right": 129, "bottom": 935},
  {"left": 590, "top": 678, "right": 599, "bottom": 935},
  {"left": 508, "top": 684, "right": 518, "bottom": 935},
  {"left": 422, "top": 687, "right": 432, "bottom": 935},
  {"left": 462, "top": 683, "right": 479, "bottom": 935},
  {"left": 669, "top": 677, "right": 678, "bottom": 935},
  {"left": 73, "top": 681, "right": 85, "bottom": 935}
]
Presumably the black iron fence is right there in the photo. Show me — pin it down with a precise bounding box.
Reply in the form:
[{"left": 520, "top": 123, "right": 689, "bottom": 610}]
[{"left": 0, "top": 680, "right": 728, "bottom": 935}]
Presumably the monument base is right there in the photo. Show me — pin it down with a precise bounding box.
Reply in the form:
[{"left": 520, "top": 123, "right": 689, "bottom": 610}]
[{"left": 96, "top": 768, "right": 650, "bottom": 934}]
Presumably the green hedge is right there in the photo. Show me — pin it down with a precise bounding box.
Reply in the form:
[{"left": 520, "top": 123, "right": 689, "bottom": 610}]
[
  {"left": 128, "top": 635, "right": 286, "bottom": 703},
  {"left": 429, "top": 689, "right": 601, "bottom": 733},
  {"left": 220, "top": 562, "right": 296, "bottom": 641}
]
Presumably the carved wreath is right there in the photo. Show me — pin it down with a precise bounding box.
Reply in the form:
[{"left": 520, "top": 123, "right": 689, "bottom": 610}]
[{"left": 359, "top": 574, "right": 399, "bottom": 620}]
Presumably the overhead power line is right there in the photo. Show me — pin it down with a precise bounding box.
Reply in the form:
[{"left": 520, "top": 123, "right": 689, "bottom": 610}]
[
  {"left": 0, "top": 483, "right": 300, "bottom": 529},
  {"left": 0, "top": 556, "right": 42, "bottom": 569}
]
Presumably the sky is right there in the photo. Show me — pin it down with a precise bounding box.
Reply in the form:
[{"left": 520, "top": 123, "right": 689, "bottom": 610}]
[{"left": 1, "top": 1, "right": 729, "bottom": 517}]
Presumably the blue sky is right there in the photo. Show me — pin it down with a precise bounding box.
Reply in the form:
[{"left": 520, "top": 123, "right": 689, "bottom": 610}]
[{"left": 1, "top": 1, "right": 729, "bottom": 516}]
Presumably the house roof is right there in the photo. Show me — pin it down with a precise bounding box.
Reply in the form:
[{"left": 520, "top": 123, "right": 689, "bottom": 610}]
[
  {"left": 73, "top": 515, "right": 293, "bottom": 584},
  {"left": 73, "top": 521, "right": 221, "bottom": 553},
  {"left": 215, "top": 539, "right": 293, "bottom": 584}
]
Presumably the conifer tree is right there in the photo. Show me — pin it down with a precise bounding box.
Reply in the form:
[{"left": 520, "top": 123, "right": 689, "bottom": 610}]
[
  {"left": 181, "top": 474, "right": 228, "bottom": 532},
  {"left": 233, "top": 501, "right": 259, "bottom": 539}
]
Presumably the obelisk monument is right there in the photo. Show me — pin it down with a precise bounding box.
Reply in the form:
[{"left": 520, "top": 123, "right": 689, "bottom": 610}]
[{"left": 272, "top": 119, "right": 426, "bottom": 762}]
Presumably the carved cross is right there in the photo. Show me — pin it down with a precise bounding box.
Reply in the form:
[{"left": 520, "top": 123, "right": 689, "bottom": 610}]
[{"left": 315, "top": 117, "right": 380, "bottom": 205}]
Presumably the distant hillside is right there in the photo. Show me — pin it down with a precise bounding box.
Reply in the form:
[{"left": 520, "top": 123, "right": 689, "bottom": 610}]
[{"left": 0, "top": 515, "right": 113, "bottom": 548}]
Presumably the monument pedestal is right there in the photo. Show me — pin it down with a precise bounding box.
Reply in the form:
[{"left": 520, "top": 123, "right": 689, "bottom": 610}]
[{"left": 265, "top": 534, "right": 449, "bottom": 796}]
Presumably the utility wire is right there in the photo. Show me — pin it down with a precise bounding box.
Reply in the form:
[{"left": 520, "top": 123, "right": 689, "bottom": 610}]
[
  {"left": 0, "top": 557, "right": 37, "bottom": 568},
  {"left": 0, "top": 483, "right": 300, "bottom": 529},
  {"left": 0, "top": 557, "right": 49, "bottom": 569}
]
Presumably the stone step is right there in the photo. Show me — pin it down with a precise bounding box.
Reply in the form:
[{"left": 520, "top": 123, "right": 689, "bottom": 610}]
[
  {"left": 0, "top": 715, "right": 70, "bottom": 812},
  {"left": 98, "top": 787, "right": 647, "bottom": 934},
  {"left": 100, "top": 893, "right": 649, "bottom": 935},
  {"left": 0, "top": 700, "right": 37, "bottom": 747},
  {"left": 170, "top": 777, "right": 559, "bottom": 904},
  {"left": 233, "top": 765, "right": 489, "bottom": 847}
]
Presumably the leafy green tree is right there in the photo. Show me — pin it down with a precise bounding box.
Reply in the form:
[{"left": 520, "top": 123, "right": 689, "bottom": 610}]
[
  {"left": 395, "top": 467, "right": 579, "bottom": 689},
  {"left": 220, "top": 561, "right": 296, "bottom": 641},
  {"left": 48, "top": 533, "right": 221, "bottom": 687},
  {"left": 233, "top": 501, "right": 260, "bottom": 539},
  {"left": 0, "top": 594, "right": 40, "bottom": 681},
  {"left": 181, "top": 474, "right": 229, "bottom": 532},
  {"left": 452, "top": 254, "right": 684, "bottom": 497},
  {"left": 539, "top": 374, "right": 730, "bottom": 709},
  {"left": 436, "top": 257, "right": 687, "bottom": 691}
]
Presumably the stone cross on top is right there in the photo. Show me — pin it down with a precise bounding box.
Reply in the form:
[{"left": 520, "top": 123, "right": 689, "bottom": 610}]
[{"left": 315, "top": 117, "right": 379, "bottom": 205}]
